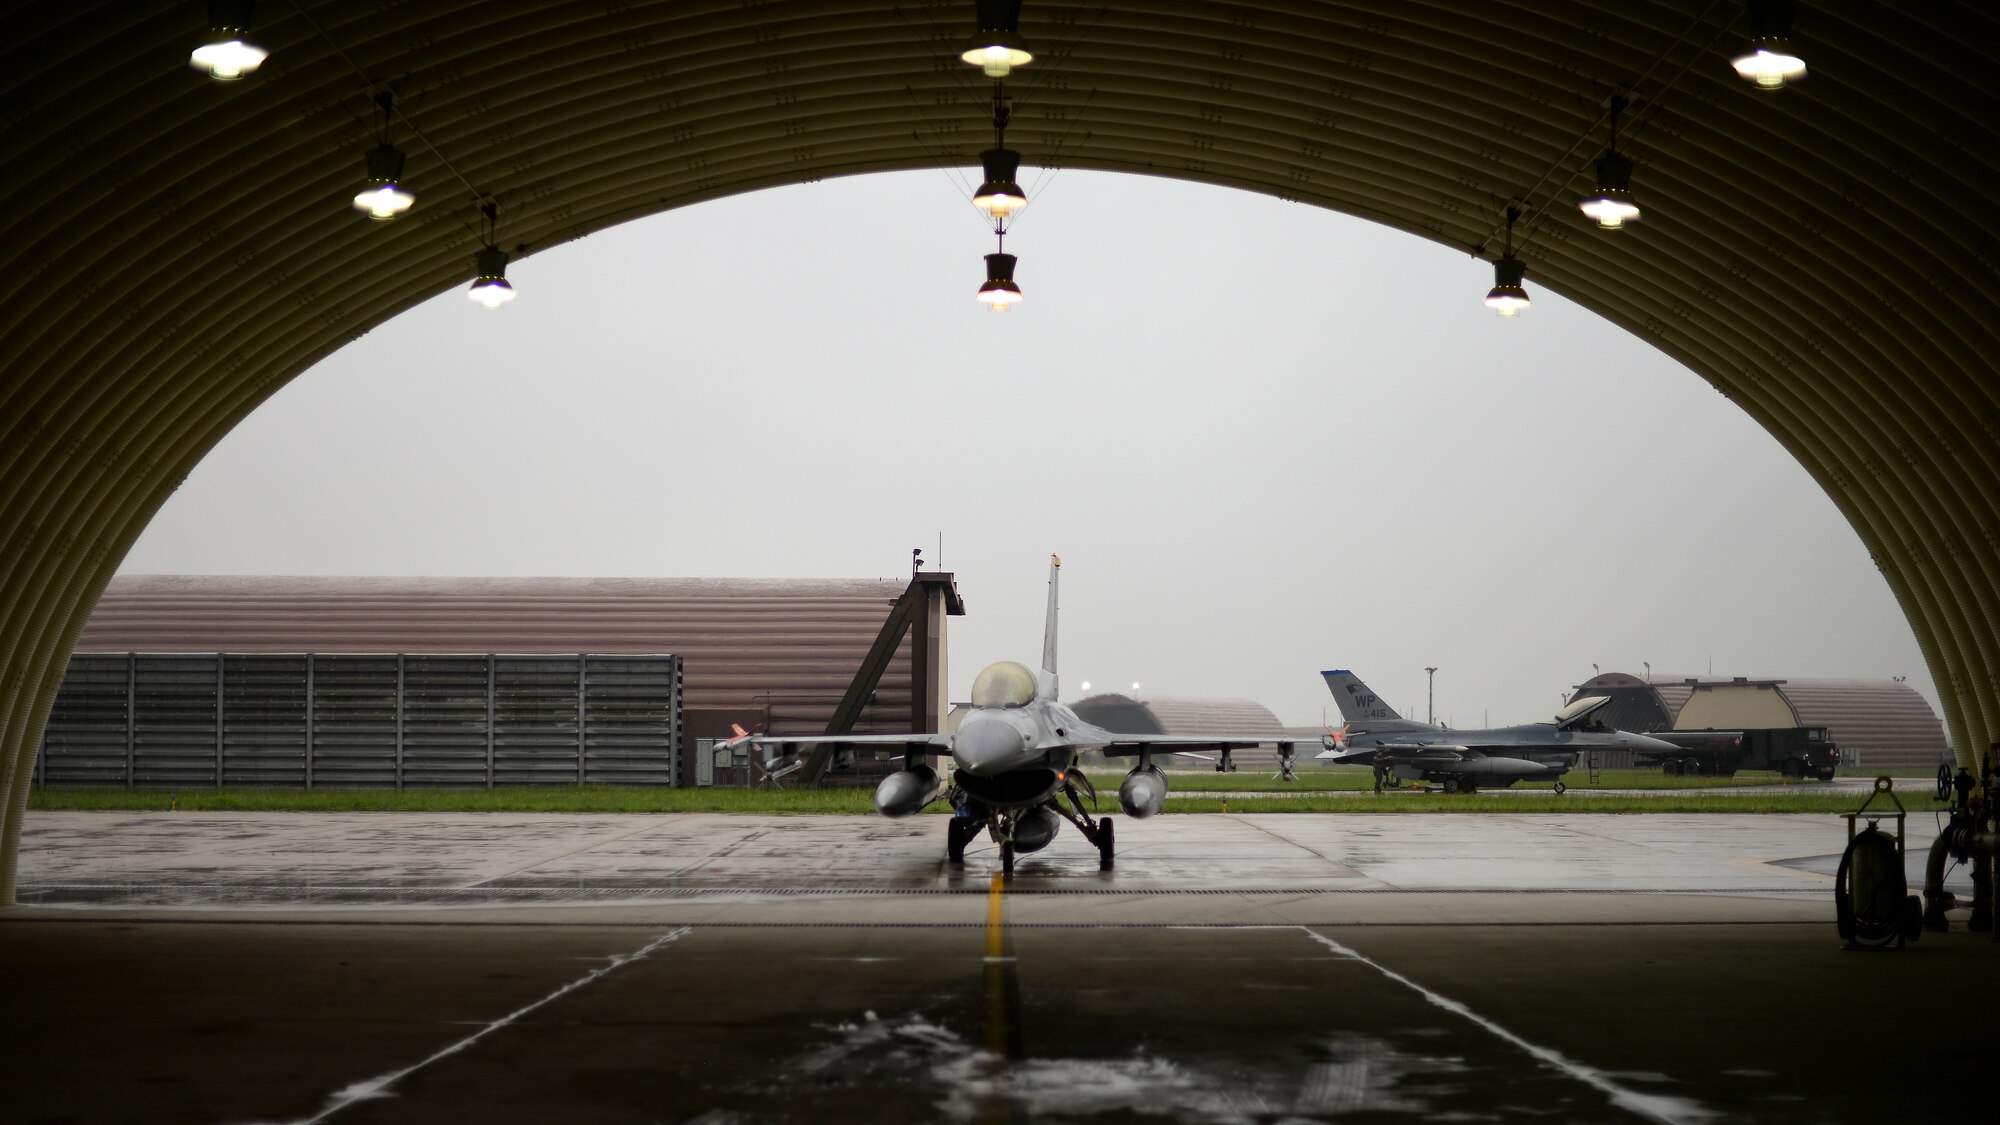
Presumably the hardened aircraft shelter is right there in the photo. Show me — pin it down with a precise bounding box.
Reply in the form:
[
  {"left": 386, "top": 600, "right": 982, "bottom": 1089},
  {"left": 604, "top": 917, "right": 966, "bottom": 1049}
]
[{"left": 1, "top": 2, "right": 1997, "bottom": 901}]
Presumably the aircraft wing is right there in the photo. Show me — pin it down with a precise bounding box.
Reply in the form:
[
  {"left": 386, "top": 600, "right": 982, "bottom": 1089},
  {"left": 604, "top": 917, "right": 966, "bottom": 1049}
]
[
  {"left": 724, "top": 732, "right": 952, "bottom": 753},
  {"left": 1093, "top": 734, "right": 1301, "bottom": 757}
]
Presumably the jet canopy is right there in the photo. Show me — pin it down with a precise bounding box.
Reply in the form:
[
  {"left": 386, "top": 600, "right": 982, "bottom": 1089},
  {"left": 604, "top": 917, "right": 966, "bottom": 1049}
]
[
  {"left": 971, "top": 661, "right": 1038, "bottom": 708},
  {"left": 1554, "top": 695, "right": 1613, "bottom": 728}
]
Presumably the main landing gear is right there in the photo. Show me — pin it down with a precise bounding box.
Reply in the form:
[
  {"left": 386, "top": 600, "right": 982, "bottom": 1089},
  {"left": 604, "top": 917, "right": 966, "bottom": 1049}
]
[
  {"left": 1060, "top": 767, "right": 1116, "bottom": 871},
  {"left": 945, "top": 779, "right": 1118, "bottom": 876},
  {"left": 946, "top": 813, "right": 980, "bottom": 864}
]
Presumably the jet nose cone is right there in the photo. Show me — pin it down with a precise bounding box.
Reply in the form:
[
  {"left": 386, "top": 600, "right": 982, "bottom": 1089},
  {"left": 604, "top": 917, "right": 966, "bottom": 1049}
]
[
  {"left": 953, "top": 717, "right": 1029, "bottom": 776},
  {"left": 1633, "top": 732, "right": 1682, "bottom": 754}
]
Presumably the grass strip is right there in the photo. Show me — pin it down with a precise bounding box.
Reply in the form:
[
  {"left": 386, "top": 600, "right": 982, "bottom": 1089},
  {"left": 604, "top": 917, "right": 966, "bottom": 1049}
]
[
  {"left": 1164, "top": 793, "right": 1945, "bottom": 814},
  {"left": 1147, "top": 769, "right": 1798, "bottom": 793},
  {"left": 1115, "top": 766, "right": 1942, "bottom": 793}
]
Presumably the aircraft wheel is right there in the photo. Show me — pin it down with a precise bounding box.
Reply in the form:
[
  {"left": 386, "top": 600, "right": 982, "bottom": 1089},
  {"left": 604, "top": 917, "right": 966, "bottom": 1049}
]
[
  {"left": 1000, "top": 841, "right": 1016, "bottom": 877},
  {"left": 1097, "top": 816, "right": 1115, "bottom": 870},
  {"left": 1554, "top": 781, "right": 1567, "bottom": 795},
  {"left": 1442, "top": 777, "right": 1460, "bottom": 794},
  {"left": 946, "top": 818, "right": 968, "bottom": 864}
]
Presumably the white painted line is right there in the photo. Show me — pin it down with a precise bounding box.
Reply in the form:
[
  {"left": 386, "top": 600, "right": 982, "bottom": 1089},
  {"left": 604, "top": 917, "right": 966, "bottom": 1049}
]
[
  {"left": 1299, "top": 928, "right": 1716, "bottom": 1125},
  {"left": 269, "top": 927, "right": 692, "bottom": 1125}
]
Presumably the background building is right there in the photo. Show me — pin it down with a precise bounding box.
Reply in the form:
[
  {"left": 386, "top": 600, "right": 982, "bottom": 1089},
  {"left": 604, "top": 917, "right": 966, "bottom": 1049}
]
[
  {"left": 1571, "top": 671, "right": 1947, "bottom": 768},
  {"left": 45, "top": 574, "right": 950, "bottom": 787}
]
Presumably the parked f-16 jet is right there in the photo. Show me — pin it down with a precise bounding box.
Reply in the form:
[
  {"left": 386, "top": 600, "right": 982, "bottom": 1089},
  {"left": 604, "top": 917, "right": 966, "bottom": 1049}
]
[
  {"left": 720, "top": 557, "right": 1298, "bottom": 874},
  {"left": 1314, "top": 670, "right": 1682, "bottom": 792}
]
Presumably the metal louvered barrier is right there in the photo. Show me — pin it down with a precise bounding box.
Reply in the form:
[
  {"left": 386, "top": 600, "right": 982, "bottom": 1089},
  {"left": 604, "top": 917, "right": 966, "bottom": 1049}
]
[
  {"left": 311, "top": 656, "right": 402, "bottom": 789},
  {"left": 39, "top": 654, "right": 131, "bottom": 788},
  {"left": 38, "top": 653, "right": 681, "bottom": 789},
  {"left": 401, "top": 656, "right": 494, "bottom": 789},
  {"left": 133, "top": 655, "right": 222, "bottom": 789},
  {"left": 493, "top": 656, "right": 585, "bottom": 787},
  {"left": 222, "top": 654, "right": 308, "bottom": 787},
  {"left": 583, "top": 657, "right": 682, "bottom": 786}
]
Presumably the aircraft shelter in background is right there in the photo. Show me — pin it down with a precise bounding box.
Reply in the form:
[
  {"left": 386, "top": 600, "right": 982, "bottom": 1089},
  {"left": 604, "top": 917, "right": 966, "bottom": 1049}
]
[
  {"left": 2, "top": 3, "right": 1997, "bottom": 903},
  {"left": 1570, "top": 670, "right": 1949, "bottom": 768}
]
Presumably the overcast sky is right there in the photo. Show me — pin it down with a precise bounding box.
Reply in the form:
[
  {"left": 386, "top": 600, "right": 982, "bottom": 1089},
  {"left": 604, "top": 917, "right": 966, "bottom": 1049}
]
[{"left": 117, "top": 170, "right": 1938, "bottom": 729}]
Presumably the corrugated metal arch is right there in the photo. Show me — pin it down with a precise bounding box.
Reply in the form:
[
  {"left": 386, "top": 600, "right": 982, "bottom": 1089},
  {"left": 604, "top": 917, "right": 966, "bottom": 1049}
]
[{"left": 3, "top": 1, "right": 1998, "bottom": 899}]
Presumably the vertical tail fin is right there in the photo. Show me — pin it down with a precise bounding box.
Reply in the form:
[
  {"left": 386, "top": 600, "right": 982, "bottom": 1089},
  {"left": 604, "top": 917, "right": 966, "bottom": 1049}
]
[
  {"left": 1040, "top": 554, "right": 1060, "bottom": 699},
  {"left": 1321, "top": 670, "right": 1404, "bottom": 723}
]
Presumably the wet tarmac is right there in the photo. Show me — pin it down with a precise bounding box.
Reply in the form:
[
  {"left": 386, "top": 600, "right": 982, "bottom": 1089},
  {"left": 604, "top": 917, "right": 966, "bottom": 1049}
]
[{"left": 3, "top": 812, "right": 1992, "bottom": 1124}]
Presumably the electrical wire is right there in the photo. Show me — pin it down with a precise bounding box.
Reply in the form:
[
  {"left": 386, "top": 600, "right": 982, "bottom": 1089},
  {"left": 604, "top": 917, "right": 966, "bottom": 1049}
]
[
  {"left": 1475, "top": 0, "right": 1737, "bottom": 258},
  {"left": 283, "top": 0, "right": 488, "bottom": 208}
]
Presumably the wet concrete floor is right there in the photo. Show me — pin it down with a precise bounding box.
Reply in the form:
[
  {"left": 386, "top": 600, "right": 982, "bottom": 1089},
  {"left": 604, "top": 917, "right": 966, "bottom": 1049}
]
[{"left": 3, "top": 813, "right": 1991, "bottom": 1123}]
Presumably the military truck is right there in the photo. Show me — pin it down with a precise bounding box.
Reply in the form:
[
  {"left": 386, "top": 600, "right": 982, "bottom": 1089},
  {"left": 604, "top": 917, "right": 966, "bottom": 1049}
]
[{"left": 1640, "top": 726, "right": 1839, "bottom": 780}]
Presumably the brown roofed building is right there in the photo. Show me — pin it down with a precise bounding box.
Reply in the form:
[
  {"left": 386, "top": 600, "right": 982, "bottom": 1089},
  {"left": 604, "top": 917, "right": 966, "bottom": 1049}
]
[
  {"left": 62, "top": 575, "right": 960, "bottom": 788},
  {"left": 77, "top": 574, "right": 925, "bottom": 735},
  {"left": 1572, "top": 671, "right": 1947, "bottom": 768}
]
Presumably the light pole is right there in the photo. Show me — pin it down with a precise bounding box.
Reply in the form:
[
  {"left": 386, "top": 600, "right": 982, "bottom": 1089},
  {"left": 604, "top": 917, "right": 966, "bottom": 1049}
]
[{"left": 1425, "top": 666, "right": 1438, "bottom": 725}]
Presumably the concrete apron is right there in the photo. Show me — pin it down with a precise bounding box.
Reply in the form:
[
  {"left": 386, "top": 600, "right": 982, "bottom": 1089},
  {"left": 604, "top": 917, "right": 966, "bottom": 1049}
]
[{"left": 1, "top": 812, "right": 1989, "bottom": 1123}]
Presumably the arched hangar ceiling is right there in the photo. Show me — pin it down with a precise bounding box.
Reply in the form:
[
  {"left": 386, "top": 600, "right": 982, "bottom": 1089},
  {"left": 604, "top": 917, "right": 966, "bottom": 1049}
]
[{"left": 1, "top": 2, "right": 1996, "bottom": 897}]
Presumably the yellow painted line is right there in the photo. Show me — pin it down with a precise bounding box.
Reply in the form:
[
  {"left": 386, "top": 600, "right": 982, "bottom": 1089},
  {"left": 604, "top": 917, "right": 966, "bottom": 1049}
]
[
  {"left": 982, "top": 872, "right": 1011, "bottom": 1059},
  {"left": 984, "top": 872, "right": 1007, "bottom": 959}
]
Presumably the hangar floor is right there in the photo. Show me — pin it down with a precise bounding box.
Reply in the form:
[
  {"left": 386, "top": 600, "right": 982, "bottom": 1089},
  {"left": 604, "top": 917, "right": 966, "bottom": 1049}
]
[{"left": 3, "top": 812, "right": 1989, "bottom": 1123}]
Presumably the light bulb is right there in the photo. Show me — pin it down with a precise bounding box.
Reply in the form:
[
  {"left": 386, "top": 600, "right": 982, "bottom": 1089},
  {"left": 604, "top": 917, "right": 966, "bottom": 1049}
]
[
  {"left": 1579, "top": 195, "right": 1641, "bottom": 229},
  {"left": 190, "top": 37, "right": 267, "bottom": 80},
  {"left": 468, "top": 278, "right": 515, "bottom": 308},
  {"left": 352, "top": 183, "right": 415, "bottom": 220},
  {"left": 1731, "top": 44, "right": 1806, "bottom": 90}
]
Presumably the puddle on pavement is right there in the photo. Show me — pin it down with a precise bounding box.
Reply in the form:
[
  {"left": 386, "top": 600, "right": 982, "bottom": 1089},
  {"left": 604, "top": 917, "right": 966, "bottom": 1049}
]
[{"left": 743, "top": 1009, "right": 1474, "bottom": 1123}]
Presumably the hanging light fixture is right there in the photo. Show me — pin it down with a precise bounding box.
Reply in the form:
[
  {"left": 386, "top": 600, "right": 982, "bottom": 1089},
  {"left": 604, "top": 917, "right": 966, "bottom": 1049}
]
[
  {"left": 468, "top": 247, "right": 515, "bottom": 308},
  {"left": 976, "top": 249, "right": 1023, "bottom": 312},
  {"left": 190, "top": 0, "right": 268, "bottom": 81},
  {"left": 971, "top": 91, "right": 1026, "bottom": 222},
  {"left": 1577, "top": 96, "right": 1641, "bottom": 230},
  {"left": 1484, "top": 207, "right": 1531, "bottom": 318},
  {"left": 351, "top": 92, "right": 416, "bottom": 221},
  {"left": 467, "top": 203, "right": 517, "bottom": 309},
  {"left": 973, "top": 147, "right": 1027, "bottom": 222},
  {"left": 1730, "top": 0, "right": 1807, "bottom": 91},
  {"left": 961, "top": 0, "right": 1034, "bottom": 77}
]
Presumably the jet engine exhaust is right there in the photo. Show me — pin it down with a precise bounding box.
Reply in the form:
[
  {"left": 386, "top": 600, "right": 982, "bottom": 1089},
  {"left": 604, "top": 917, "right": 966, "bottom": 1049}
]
[
  {"left": 874, "top": 764, "right": 944, "bottom": 818},
  {"left": 1118, "top": 766, "right": 1168, "bottom": 819},
  {"left": 1011, "top": 805, "right": 1062, "bottom": 853}
]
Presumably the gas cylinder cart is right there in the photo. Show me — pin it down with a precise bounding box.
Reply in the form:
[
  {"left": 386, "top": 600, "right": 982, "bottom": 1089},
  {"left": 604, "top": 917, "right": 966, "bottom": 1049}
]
[{"left": 1835, "top": 777, "right": 1925, "bottom": 950}]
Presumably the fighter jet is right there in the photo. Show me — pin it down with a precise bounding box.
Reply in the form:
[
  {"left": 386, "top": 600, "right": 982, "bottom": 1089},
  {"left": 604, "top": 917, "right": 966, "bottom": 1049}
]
[
  {"left": 1313, "top": 669, "right": 1682, "bottom": 793},
  {"left": 719, "top": 557, "right": 1298, "bottom": 874}
]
